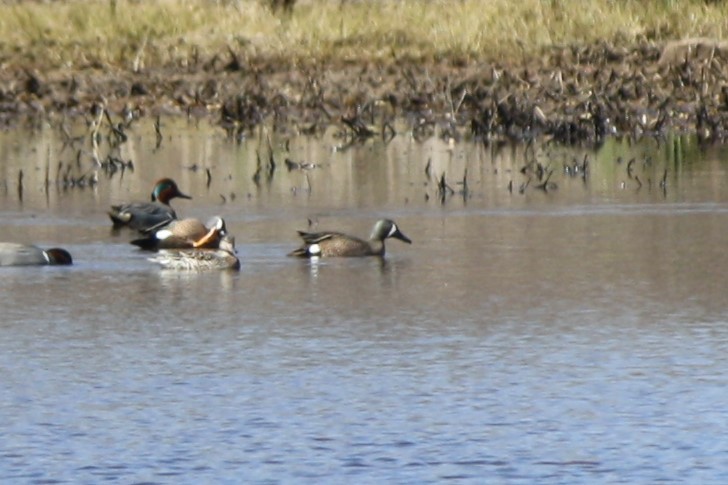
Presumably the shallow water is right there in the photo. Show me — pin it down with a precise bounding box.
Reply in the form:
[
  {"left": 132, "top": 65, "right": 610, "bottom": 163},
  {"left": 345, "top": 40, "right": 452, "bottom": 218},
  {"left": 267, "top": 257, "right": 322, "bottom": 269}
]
[{"left": 1, "top": 121, "right": 728, "bottom": 483}]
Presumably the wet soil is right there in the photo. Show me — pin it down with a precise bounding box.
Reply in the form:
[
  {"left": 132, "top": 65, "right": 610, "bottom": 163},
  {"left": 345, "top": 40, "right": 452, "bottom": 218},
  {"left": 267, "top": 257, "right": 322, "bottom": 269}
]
[{"left": 2, "top": 38, "right": 728, "bottom": 144}]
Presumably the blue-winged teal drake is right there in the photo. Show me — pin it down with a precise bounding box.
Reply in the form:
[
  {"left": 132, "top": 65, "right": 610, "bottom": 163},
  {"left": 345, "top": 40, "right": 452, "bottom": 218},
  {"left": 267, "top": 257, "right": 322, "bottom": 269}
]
[
  {"left": 130, "top": 216, "right": 227, "bottom": 251},
  {"left": 108, "top": 178, "right": 191, "bottom": 232},
  {"left": 288, "top": 219, "right": 412, "bottom": 257},
  {"left": 149, "top": 235, "right": 240, "bottom": 271},
  {"left": 0, "top": 242, "right": 73, "bottom": 266}
]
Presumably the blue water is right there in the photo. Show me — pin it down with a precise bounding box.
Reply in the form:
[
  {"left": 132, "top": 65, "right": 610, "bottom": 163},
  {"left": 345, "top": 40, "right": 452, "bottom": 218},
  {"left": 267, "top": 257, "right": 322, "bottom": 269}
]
[{"left": 1, "top": 126, "right": 728, "bottom": 483}]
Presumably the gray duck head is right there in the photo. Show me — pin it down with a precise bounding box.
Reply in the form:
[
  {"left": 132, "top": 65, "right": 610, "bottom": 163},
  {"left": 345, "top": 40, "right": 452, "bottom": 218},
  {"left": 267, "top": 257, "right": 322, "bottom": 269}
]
[{"left": 370, "top": 219, "right": 412, "bottom": 244}]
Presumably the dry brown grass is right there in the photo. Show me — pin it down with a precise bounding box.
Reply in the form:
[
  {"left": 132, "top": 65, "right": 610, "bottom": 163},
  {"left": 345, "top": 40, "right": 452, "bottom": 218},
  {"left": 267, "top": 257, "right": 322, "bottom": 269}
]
[{"left": 0, "top": 0, "right": 726, "bottom": 70}]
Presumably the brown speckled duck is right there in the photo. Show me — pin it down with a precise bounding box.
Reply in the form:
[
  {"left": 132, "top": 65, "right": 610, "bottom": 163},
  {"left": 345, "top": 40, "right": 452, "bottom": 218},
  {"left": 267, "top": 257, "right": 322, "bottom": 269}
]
[
  {"left": 288, "top": 219, "right": 411, "bottom": 257},
  {"left": 149, "top": 235, "right": 240, "bottom": 271}
]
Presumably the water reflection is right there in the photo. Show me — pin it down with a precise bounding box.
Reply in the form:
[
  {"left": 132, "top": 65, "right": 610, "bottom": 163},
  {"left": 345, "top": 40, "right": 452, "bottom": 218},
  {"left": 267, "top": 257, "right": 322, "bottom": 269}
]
[
  {"left": 156, "top": 266, "right": 239, "bottom": 292},
  {"left": 2, "top": 122, "right": 726, "bottom": 216},
  {"left": 295, "top": 255, "right": 410, "bottom": 292},
  {"left": 1, "top": 122, "right": 728, "bottom": 483}
]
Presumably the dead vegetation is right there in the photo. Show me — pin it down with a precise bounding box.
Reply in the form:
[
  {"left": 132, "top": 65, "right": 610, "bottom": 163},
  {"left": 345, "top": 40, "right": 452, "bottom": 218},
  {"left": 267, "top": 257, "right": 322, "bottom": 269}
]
[{"left": 1, "top": 2, "right": 728, "bottom": 146}]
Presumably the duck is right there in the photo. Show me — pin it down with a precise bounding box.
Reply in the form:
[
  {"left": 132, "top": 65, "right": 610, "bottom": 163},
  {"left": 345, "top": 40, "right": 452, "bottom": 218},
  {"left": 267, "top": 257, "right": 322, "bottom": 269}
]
[
  {"left": 108, "top": 178, "right": 191, "bottom": 232},
  {"left": 149, "top": 235, "right": 240, "bottom": 271},
  {"left": 0, "top": 242, "right": 73, "bottom": 266},
  {"left": 130, "top": 216, "right": 228, "bottom": 250},
  {"left": 288, "top": 218, "right": 411, "bottom": 257}
]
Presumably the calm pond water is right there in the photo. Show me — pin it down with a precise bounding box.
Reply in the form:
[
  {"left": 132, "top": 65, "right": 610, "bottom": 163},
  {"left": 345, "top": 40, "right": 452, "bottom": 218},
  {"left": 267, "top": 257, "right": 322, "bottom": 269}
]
[{"left": 1, "top": 120, "right": 728, "bottom": 484}]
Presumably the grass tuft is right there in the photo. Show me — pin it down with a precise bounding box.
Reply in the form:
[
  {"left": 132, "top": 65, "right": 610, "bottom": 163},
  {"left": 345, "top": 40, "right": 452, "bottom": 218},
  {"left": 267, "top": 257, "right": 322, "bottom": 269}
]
[{"left": 0, "top": 0, "right": 726, "bottom": 70}]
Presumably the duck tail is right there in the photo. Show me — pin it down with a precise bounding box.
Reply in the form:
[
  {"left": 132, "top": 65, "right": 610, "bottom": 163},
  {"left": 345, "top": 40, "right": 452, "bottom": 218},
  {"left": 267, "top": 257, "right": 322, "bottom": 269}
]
[
  {"left": 130, "top": 237, "right": 159, "bottom": 251},
  {"left": 108, "top": 208, "right": 131, "bottom": 227},
  {"left": 287, "top": 247, "right": 310, "bottom": 258}
]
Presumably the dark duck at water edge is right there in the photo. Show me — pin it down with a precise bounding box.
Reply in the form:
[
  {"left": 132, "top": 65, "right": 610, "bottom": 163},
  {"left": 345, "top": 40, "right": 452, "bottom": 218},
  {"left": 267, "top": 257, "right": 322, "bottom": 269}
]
[
  {"left": 288, "top": 219, "right": 412, "bottom": 258},
  {"left": 130, "top": 216, "right": 228, "bottom": 251},
  {"left": 0, "top": 243, "right": 73, "bottom": 266},
  {"left": 108, "top": 178, "right": 191, "bottom": 232}
]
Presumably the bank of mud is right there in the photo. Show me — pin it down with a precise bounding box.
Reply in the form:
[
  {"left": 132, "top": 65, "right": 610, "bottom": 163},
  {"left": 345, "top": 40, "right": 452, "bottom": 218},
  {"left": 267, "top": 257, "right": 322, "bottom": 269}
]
[{"left": 2, "top": 38, "right": 728, "bottom": 145}]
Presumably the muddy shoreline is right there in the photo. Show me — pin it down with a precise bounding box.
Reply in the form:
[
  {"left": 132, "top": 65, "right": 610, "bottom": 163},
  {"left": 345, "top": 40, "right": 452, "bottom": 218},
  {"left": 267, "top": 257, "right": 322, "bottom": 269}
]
[{"left": 2, "top": 38, "right": 728, "bottom": 144}]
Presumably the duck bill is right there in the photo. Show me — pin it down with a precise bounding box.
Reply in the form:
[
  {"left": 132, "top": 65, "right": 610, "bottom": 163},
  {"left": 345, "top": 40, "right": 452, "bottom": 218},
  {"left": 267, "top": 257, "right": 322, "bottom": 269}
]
[
  {"left": 393, "top": 230, "right": 412, "bottom": 244},
  {"left": 176, "top": 191, "right": 192, "bottom": 200}
]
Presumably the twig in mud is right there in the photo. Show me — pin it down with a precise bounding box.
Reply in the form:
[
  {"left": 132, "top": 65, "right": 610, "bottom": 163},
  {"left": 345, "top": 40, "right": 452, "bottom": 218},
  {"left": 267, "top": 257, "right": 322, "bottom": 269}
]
[
  {"left": 534, "top": 162, "right": 545, "bottom": 181},
  {"left": 445, "top": 76, "right": 455, "bottom": 122},
  {"left": 99, "top": 155, "right": 134, "bottom": 178},
  {"left": 438, "top": 172, "right": 454, "bottom": 195},
  {"left": 44, "top": 155, "right": 50, "bottom": 192},
  {"left": 627, "top": 158, "right": 635, "bottom": 179},
  {"left": 103, "top": 109, "right": 114, "bottom": 129},
  {"left": 105, "top": 110, "right": 128, "bottom": 147},
  {"left": 62, "top": 164, "right": 73, "bottom": 188},
  {"left": 341, "top": 114, "right": 376, "bottom": 139},
  {"left": 424, "top": 158, "right": 432, "bottom": 181},
  {"left": 454, "top": 89, "right": 467, "bottom": 118},
  {"left": 534, "top": 169, "right": 557, "bottom": 192},
  {"left": 75, "top": 149, "right": 83, "bottom": 171},
  {"left": 60, "top": 122, "right": 83, "bottom": 152},
  {"left": 17, "top": 169, "right": 23, "bottom": 202},
  {"left": 154, "top": 115, "right": 163, "bottom": 149},
  {"left": 381, "top": 122, "right": 396, "bottom": 143},
  {"left": 267, "top": 139, "right": 276, "bottom": 180},
  {"left": 437, "top": 172, "right": 455, "bottom": 204},
  {"left": 206, "top": 168, "right": 212, "bottom": 188},
  {"left": 90, "top": 104, "right": 105, "bottom": 165},
  {"left": 133, "top": 34, "right": 148, "bottom": 73},
  {"left": 519, "top": 177, "right": 531, "bottom": 194},
  {"left": 402, "top": 68, "right": 419, "bottom": 92},
  {"left": 252, "top": 151, "right": 262, "bottom": 188},
  {"left": 459, "top": 168, "right": 470, "bottom": 202}
]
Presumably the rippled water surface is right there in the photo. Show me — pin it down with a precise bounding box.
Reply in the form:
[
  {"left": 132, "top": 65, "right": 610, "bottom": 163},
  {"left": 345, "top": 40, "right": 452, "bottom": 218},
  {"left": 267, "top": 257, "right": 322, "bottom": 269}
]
[{"left": 1, "top": 122, "right": 728, "bottom": 483}]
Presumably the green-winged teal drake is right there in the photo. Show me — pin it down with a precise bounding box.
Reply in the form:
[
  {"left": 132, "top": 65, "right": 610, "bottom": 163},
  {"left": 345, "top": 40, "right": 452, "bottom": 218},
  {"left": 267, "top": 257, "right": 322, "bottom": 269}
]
[
  {"left": 108, "top": 178, "right": 191, "bottom": 232},
  {"left": 149, "top": 235, "right": 240, "bottom": 271},
  {"left": 0, "top": 242, "right": 73, "bottom": 266},
  {"left": 130, "top": 216, "right": 227, "bottom": 250},
  {"left": 288, "top": 219, "right": 412, "bottom": 257}
]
